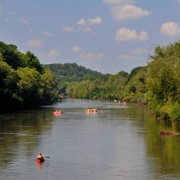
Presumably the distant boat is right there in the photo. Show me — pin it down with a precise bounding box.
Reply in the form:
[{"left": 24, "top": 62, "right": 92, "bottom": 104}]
[
  {"left": 86, "top": 108, "right": 98, "bottom": 113},
  {"left": 53, "top": 110, "right": 63, "bottom": 116}
]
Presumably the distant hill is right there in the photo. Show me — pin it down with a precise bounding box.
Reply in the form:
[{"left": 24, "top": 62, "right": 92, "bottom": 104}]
[{"left": 43, "top": 63, "right": 105, "bottom": 83}]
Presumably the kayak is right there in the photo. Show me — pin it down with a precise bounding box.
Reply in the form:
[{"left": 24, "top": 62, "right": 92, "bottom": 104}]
[{"left": 36, "top": 158, "right": 45, "bottom": 163}]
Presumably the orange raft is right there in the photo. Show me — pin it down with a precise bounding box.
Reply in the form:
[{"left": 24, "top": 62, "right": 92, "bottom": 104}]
[
  {"left": 86, "top": 108, "right": 98, "bottom": 113},
  {"left": 53, "top": 110, "right": 63, "bottom": 116}
]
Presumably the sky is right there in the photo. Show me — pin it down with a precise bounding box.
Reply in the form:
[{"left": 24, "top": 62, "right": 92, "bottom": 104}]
[{"left": 1, "top": 0, "right": 180, "bottom": 74}]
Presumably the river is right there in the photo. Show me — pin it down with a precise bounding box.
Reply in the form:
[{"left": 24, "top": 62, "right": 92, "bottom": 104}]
[{"left": 0, "top": 99, "right": 180, "bottom": 180}]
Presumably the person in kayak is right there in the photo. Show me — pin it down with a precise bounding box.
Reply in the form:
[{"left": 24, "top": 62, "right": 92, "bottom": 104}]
[{"left": 36, "top": 153, "right": 45, "bottom": 161}]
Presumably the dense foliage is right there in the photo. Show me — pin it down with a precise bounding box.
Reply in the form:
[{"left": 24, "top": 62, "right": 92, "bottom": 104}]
[
  {"left": 66, "top": 71, "right": 129, "bottom": 100},
  {"left": 0, "top": 41, "right": 58, "bottom": 110},
  {"left": 145, "top": 41, "right": 180, "bottom": 124},
  {"left": 44, "top": 63, "right": 105, "bottom": 95}
]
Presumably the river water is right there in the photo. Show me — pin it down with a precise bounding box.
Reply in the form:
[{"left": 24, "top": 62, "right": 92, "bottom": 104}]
[{"left": 0, "top": 99, "right": 180, "bottom": 180}]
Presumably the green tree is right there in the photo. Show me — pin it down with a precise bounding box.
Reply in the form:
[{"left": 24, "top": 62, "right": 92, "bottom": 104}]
[
  {"left": 145, "top": 40, "right": 180, "bottom": 123},
  {"left": 24, "top": 51, "right": 44, "bottom": 73},
  {"left": 16, "top": 67, "right": 41, "bottom": 105},
  {"left": 38, "top": 69, "right": 59, "bottom": 104},
  {"left": 0, "top": 61, "right": 20, "bottom": 108},
  {"left": 124, "top": 67, "right": 147, "bottom": 103},
  {"left": 0, "top": 41, "right": 24, "bottom": 69}
]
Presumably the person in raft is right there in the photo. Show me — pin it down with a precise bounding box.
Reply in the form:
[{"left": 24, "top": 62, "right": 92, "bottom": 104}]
[{"left": 37, "top": 153, "right": 45, "bottom": 161}]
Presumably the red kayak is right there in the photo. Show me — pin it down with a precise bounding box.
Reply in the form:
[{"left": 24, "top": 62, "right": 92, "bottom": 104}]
[{"left": 36, "top": 158, "right": 45, "bottom": 163}]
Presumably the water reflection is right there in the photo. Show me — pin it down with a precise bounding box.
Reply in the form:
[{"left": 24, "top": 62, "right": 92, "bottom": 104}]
[{"left": 36, "top": 161, "right": 44, "bottom": 170}]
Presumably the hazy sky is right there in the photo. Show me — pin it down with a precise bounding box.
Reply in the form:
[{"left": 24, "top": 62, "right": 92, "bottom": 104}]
[{"left": 1, "top": 0, "right": 180, "bottom": 74}]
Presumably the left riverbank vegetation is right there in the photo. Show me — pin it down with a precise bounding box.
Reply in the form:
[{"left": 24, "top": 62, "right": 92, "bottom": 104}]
[
  {"left": 1, "top": 40, "right": 180, "bottom": 125},
  {"left": 0, "top": 41, "right": 59, "bottom": 111}
]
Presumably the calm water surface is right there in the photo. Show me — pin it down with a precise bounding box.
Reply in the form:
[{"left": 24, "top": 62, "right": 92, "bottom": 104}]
[{"left": 0, "top": 99, "right": 180, "bottom": 180}]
